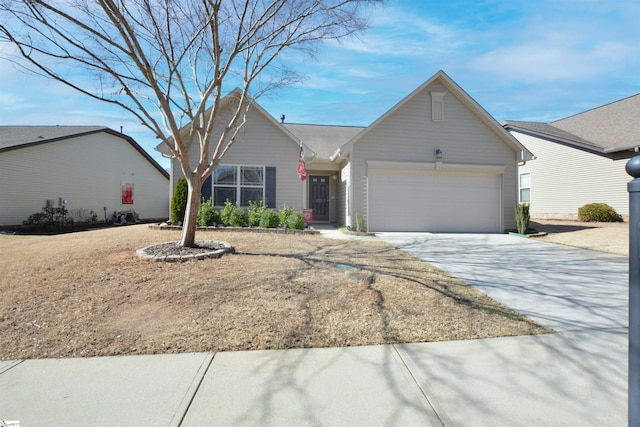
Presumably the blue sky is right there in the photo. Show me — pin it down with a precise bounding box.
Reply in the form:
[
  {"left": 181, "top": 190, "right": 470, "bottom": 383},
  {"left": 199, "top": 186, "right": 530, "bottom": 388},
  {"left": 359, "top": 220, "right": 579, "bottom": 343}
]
[{"left": 1, "top": 0, "right": 639, "bottom": 169}]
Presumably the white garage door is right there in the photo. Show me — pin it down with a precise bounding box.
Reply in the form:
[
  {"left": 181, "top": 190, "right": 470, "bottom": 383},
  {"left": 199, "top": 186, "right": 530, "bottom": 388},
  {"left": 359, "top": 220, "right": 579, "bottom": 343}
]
[{"left": 368, "top": 170, "right": 502, "bottom": 232}]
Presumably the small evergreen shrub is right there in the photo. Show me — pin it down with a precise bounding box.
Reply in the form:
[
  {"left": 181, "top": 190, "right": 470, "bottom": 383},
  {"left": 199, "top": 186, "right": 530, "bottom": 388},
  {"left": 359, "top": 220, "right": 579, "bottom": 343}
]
[
  {"left": 278, "top": 204, "right": 295, "bottom": 226},
  {"left": 259, "top": 209, "right": 280, "bottom": 228},
  {"left": 356, "top": 213, "right": 366, "bottom": 233},
  {"left": 248, "top": 200, "right": 267, "bottom": 226},
  {"left": 229, "top": 207, "right": 248, "bottom": 227},
  {"left": 578, "top": 203, "right": 619, "bottom": 222},
  {"left": 170, "top": 177, "right": 188, "bottom": 224},
  {"left": 286, "top": 211, "right": 305, "bottom": 230},
  {"left": 197, "top": 198, "right": 220, "bottom": 226},
  {"left": 220, "top": 199, "right": 235, "bottom": 225},
  {"left": 515, "top": 203, "right": 530, "bottom": 234}
]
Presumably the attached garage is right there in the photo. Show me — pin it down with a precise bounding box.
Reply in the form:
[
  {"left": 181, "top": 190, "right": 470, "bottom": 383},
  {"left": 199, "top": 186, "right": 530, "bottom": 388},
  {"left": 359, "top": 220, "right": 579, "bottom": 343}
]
[
  {"left": 367, "top": 161, "right": 504, "bottom": 232},
  {"left": 336, "top": 71, "right": 533, "bottom": 233}
]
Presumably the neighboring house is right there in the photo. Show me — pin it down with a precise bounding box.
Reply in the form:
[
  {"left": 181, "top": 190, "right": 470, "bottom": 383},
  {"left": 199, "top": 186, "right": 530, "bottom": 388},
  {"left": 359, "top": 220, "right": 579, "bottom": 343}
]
[
  {"left": 504, "top": 93, "right": 640, "bottom": 219},
  {"left": 157, "top": 70, "right": 533, "bottom": 232},
  {"left": 0, "top": 126, "right": 170, "bottom": 227}
]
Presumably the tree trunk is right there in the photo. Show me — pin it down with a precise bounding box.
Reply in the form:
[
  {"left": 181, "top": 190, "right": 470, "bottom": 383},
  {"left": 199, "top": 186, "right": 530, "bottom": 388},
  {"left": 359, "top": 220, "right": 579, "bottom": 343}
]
[{"left": 179, "top": 177, "right": 202, "bottom": 247}]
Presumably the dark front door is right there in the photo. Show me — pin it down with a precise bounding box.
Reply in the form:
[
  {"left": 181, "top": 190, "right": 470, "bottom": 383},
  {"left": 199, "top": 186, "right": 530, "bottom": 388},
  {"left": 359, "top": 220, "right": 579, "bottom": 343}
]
[{"left": 309, "top": 175, "right": 330, "bottom": 221}]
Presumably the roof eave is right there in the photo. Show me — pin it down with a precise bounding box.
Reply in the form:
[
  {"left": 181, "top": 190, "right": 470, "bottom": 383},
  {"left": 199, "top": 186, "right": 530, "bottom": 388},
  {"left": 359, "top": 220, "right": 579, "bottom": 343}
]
[
  {"left": 504, "top": 123, "right": 607, "bottom": 156},
  {"left": 167, "top": 90, "right": 317, "bottom": 160},
  {"left": 1, "top": 127, "right": 169, "bottom": 179}
]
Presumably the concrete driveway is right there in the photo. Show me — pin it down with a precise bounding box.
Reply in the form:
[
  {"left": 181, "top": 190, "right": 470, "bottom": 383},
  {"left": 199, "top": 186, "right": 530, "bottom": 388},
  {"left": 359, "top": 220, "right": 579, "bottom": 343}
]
[
  {"left": 377, "top": 232, "right": 629, "bottom": 373},
  {"left": 377, "top": 233, "right": 628, "bottom": 332}
]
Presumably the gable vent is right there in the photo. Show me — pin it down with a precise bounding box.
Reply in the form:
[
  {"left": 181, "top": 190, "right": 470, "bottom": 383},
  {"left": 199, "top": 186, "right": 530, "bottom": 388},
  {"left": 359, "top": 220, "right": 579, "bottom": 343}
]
[{"left": 431, "top": 92, "right": 445, "bottom": 122}]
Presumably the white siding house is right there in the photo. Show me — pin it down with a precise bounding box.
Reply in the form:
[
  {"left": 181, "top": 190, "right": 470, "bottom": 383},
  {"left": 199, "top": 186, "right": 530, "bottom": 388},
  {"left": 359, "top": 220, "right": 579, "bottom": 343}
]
[
  {"left": 158, "top": 70, "right": 532, "bottom": 232},
  {"left": 505, "top": 93, "right": 640, "bottom": 219},
  {"left": 0, "top": 126, "right": 169, "bottom": 227}
]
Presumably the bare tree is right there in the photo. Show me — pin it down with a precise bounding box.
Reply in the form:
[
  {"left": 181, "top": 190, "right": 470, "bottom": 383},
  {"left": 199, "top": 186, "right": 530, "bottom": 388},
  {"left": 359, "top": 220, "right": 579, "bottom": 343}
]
[{"left": 0, "top": 0, "right": 378, "bottom": 246}]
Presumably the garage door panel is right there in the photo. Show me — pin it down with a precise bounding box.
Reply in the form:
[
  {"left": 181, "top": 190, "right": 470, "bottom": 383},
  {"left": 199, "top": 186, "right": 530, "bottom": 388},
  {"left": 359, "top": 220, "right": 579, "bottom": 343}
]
[{"left": 368, "top": 171, "right": 501, "bottom": 232}]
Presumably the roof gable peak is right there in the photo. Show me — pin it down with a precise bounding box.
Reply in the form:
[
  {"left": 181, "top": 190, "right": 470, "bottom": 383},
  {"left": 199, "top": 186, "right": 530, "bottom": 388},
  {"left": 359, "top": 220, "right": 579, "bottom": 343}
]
[{"left": 334, "top": 70, "right": 532, "bottom": 160}]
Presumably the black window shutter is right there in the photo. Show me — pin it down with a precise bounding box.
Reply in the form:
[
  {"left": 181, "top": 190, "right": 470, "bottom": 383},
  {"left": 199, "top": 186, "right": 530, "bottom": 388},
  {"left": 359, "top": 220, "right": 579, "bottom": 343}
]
[
  {"left": 265, "top": 167, "right": 276, "bottom": 208},
  {"left": 201, "top": 175, "right": 212, "bottom": 201}
]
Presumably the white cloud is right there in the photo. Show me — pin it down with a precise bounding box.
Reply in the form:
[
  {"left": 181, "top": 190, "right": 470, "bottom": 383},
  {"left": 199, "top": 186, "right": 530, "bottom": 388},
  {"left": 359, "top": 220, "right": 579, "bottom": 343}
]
[
  {"left": 325, "top": 3, "right": 464, "bottom": 59},
  {"left": 471, "top": 39, "right": 632, "bottom": 83}
]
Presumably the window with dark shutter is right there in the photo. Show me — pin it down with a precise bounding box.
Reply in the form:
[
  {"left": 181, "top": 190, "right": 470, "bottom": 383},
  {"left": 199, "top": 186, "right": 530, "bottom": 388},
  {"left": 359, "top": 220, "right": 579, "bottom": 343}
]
[
  {"left": 201, "top": 175, "right": 212, "bottom": 201},
  {"left": 212, "top": 165, "right": 272, "bottom": 207},
  {"left": 265, "top": 167, "right": 276, "bottom": 208}
]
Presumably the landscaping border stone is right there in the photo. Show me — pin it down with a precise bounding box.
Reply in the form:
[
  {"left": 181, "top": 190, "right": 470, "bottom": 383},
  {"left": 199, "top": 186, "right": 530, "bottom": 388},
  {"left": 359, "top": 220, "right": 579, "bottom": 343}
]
[
  {"left": 148, "top": 223, "right": 320, "bottom": 235},
  {"left": 137, "top": 240, "right": 234, "bottom": 262}
]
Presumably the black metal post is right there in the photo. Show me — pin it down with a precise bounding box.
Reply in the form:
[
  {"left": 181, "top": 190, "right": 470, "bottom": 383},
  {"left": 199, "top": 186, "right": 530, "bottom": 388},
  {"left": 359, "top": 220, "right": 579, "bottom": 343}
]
[{"left": 626, "top": 156, "right": 640, "bottom": 426}]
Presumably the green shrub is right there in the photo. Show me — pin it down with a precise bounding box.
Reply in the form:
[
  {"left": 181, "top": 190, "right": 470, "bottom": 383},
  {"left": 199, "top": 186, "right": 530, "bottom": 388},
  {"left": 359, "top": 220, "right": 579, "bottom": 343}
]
[
  {"left": 286, "top": 211, "right": 305, "bottom": 230},
  {"left": 24, "top": 206, "right": 72, "bottom": 231},
  {"left": 278, "top": 204, "right": 295, "bottom": 226},
  {"left": 515, "top": 203, "right": 530, "bottom": 234},
  {"left": 229, "top": 207, "right": 248, "bottom": 227},
  {"left": 170, "top": 177, "right": 188, "bottom": 224},
  {"left": 197, "top": 198, "right": 220, "bottom": 226},
  {"left": 220, "top": 199, "right": 235, "bottom": 225},
  {"left": 578, "top": 203, "right": 619, "bottom": 222},
  {"left": 259, "top": 209, "right": 280, "bottom": 228},
  {"left": 248, "top": 200, "right": 267, "bottom": 226},
  {"left": 356, "top": 213, "right": 366, "bottom": 233}
]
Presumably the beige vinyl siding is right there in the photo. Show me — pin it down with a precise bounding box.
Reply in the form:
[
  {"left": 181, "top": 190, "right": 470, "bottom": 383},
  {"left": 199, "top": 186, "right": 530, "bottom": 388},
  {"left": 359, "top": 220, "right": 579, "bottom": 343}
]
[
  {"left": 514, "top": 131, "right": 630, "bottom": 218},
  {"left": 350, "top": 82, "right": 518, "bottom": 231},
  {"left": 173, "top": 105, "right": 303, "bottom": 211},
  {"left": 0, "top": 133, "right": 169, "bottom": 226}
]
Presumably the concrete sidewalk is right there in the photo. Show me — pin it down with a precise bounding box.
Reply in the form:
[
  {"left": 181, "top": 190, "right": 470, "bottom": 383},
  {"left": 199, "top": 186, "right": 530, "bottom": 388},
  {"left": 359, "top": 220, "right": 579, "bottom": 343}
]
[
  {"left": 0, "top": 232, "right": 629, "bottom": 426},
  {"left": 0, "top": 334, "right": 627, "bottom": 426}
]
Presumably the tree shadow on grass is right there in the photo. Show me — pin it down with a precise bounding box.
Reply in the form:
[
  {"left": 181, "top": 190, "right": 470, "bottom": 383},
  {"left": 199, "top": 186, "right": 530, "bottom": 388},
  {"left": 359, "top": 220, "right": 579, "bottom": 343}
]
[
  {"left": 235, "top": 236, "right": 550, "bottom": 347},
  {"left": 529, "top": 220, "right": 598, "bottom": 234}
]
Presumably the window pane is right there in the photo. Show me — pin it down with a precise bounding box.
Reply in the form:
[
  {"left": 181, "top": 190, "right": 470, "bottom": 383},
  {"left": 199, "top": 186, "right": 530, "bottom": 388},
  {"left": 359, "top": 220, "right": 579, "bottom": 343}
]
[
  {"left": 520, "top": 188, "right": 531, "bottom": 203},
  {"left": 241, "top": 166, "right": 263, "bottom": 185},
  {"left": 214, "top": 165, "right": 237, "bottom": 184},
  {"left": 240, "top": 188, "right": 263, "bottom": 206},
  {"left": 520, "top": 173, "right": 530, "bottom": 188},
  {"left": 214, "top": 187, "right": 236, "bottom": 206}
]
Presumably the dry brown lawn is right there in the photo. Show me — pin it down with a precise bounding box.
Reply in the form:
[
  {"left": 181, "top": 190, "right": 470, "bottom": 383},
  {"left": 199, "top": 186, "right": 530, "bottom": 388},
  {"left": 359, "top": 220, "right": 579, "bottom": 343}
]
[
  {"left": 530, "top": 219, "right": 628, "bottom": 256},
  {"left": 0, "top": 225, "right": 550, "bottom": 360}
]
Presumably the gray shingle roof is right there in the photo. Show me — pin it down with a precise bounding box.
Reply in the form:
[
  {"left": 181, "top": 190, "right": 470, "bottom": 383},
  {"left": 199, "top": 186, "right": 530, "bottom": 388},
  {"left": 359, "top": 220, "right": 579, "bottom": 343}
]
[
  {"left": 502, "top": 120, "right": 602, "bottom": 151},
  {"left": 552, "top": 94, "right": 640, "bottom": 152},
  {"left": 504, "top": 93, "right": 640, "bottom": 155},
  {"left": 283, "top": 123, "right": 365, "bottom": 160},
  {"left": 0, "top": 126, "right": 107, "bottom": 151}
]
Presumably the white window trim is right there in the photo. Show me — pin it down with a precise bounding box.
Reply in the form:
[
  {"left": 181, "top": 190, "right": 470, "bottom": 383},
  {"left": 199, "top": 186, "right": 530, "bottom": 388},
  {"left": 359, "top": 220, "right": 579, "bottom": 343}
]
[
  {"left": 519, "top": 172, "right": 531, "bottom": 203},
  {"left": 213, "top": 164, "right": 265, "bottom": 207}
]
